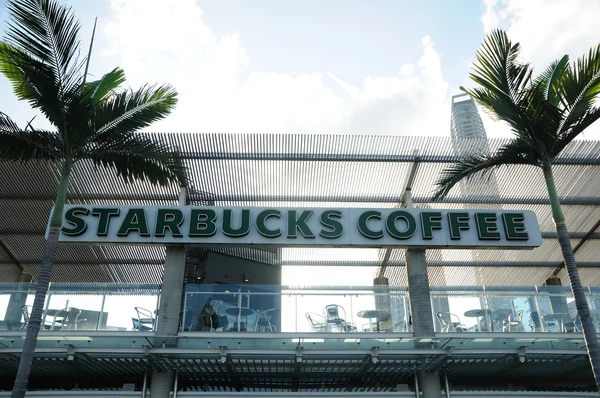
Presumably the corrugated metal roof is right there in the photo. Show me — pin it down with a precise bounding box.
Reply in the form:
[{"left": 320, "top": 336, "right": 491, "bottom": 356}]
[{"left": 1, "top": 133, "right": 599, "bottom": 285}]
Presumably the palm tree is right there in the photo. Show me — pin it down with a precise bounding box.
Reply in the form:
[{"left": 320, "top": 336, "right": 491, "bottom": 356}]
[
  {"left": 433, "top": 30, "right": 600, "bottom": 391},
  {"left": 0, "top": 0, "right": 188, "bottom": 396}
]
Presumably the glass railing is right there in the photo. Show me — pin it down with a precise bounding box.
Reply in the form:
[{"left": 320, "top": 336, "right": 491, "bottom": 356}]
[
  {"left": 431, "top": 285, "right": 600, "bottom": 333},
  {"left": 182, "top": 284, "right": 410, "bottom": 334},
  {"left": 1, "top": 283, "right": 599, "bottom": 334},
  {"left": 0, "top": 283, "right": 159, "bottom": 332}
]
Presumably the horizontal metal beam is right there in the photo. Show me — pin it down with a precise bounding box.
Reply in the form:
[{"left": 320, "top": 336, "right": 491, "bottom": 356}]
[
  {"left": 3, "top": 260, "right": 600, "bottom": 268},
  {"left": 0, "top": 346, "right": 587, "bottom": 357},
  {"left": 1, "top": 193, "right": 600, "bottom": 206},
  {"left": 178, "top": 152, "right": 600, "bottom": 165}
]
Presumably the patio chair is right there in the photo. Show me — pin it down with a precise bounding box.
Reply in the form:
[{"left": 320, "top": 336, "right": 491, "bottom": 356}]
[
  {"left": 132, "top": 307, "right": 155, "bottom": 331},
  {"left": 18, "top": 305, "right": 31, "bottom": 331},
  {"left": 436, "top": 312, "right": 466, "bottom": 332},
  {"left": 306, "top": 312, "right": 328, "bottom": 332},
  {"left": 54, "top": 308, "right": 86, "bottom": 330},
  {"left": 324, "top": 304, "right": 355, "bottom": 332},
  {"left": 502, "top": 310, "right": 524, "bottom": 332},
  {"left": 256, "top": 309, "right": 278, "bottom": 332}
]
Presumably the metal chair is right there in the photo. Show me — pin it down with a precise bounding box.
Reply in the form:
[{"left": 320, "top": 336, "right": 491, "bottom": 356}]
[
  {"left": 256, "top": 309, "right": 278, "bottom": 332},
  {"left": 56, "top": 308, "right": 85, "bottom": 330},
  {"left": 324, "top": 304, "right": 356, "bottom": 332},
  {"left": 502, "top": 310, "right": 524, "bottom": 332},
  {"left": 436, "top": 312, "right": 466, "bottom": 332},
  {"left": 19, "top": 305, "right": 31, "bottom": 331},
  {"left": 132, "top": 307, "right": 155, "bottom": 331},
  {"left": 305, "top": 312, "right": 328, "bottom": 332}
]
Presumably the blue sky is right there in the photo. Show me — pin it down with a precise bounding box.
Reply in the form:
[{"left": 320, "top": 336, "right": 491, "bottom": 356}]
[{"left": 0, "top": 0, "right": 599, "bottom": 138}]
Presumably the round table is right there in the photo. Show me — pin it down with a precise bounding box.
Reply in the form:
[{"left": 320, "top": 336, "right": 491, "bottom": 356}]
[
  {"left": 464, "top": 309, "right": 492, "bottom": 331},
  {"left": 357, "top": 310, "right": 389, "bottom": 332},
  {"left": 226, "top": 307, "right": 255, "bottom": 317},
  {"left": 226, "top": 307, "right": 255, "bottom": 331}
]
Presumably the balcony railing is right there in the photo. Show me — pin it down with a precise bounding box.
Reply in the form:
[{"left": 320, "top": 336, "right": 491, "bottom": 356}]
[{"left": 1, "top": 283, "right": 598, "bottom": 334}]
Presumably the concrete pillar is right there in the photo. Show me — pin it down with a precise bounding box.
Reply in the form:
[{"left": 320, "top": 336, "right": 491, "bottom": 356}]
[
  {"left": 406, "top": 249, "right": 441, "bottom": 398},
  {"left": 150, "top": 188, "right": 187, "bottom": 397},
  {"left": 373, "top": 276, "right": 392, "bottom": 331}
]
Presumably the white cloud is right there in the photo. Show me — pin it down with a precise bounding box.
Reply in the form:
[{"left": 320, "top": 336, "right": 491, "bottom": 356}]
[
  {"left": 478, "top": 0, "right": 600, "bottom": 139},
  {"left": 102, "top": 0, "right": 451, "bottom": 135},
  {"left": 481, "top": 0, "right": 600, "bottom": 69}
]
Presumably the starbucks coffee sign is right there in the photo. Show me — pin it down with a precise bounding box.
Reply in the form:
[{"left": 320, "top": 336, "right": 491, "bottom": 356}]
[{"left": 52, "top": 205, "right": 542, "bottom": 249}]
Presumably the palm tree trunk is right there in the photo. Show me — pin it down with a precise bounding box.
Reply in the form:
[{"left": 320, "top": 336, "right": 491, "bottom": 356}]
[
  {"left": 543, "top": 163, "right": 600, "bottom": 393},
  {"left": 11, "top": 161, "right": 71, "bottom": 398}
]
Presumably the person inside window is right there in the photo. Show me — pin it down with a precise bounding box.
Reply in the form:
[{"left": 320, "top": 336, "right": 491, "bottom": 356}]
[
  {"left": 195, "top": 298, "right": 221, "bottom": 331},
  {"left": 566, "top": 305, "right": 582, "bottom": 332}
]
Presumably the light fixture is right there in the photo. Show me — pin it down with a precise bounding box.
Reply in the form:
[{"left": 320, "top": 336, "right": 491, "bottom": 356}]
[
  {"left": 195, "top": 267, "right": 205, "bottom": 281},
  {"left": 243, "top": 273, "right": 250, "bottom": 283},
  {"left": 220, "top": 347, "right": 228, "bottom": 363},
  {"left": 517, "top": 345, "right": 527, "bottom": 363},
  {"left": 296, "top": 347, "right": 303, "bottom": 363},
  {"left": 371, "top": 346, "right": 379, "bottom": 364}
]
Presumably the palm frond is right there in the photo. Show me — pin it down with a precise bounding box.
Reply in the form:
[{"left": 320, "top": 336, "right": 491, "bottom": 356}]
[
  {"left": 462, "top": 30, "right": 533, "bottom": 141},
  {"left": 432, "top": 139, "right": 536, "bottom": 200},
  {"left": 68, "top": 68, "right": 127, "bottom": 146},
  {"left": 557, "top": 44, "right": 600, "bottom": 137},
  {"left": 5, "top": 0, "right": 83, "bottom": 93},
  {"left": 534, "top": 55, "right": 570, "bottom": 106},
  {"left": 84, "top": 67, "right": 126, "bottom": 105},
  {"left": 0, "top": 43, "right": 65, "bottom": 128},
  {"left": 90, "top": 84, "right": 177, "bottom": 145},
  {"left": 86, "top": 133, "right": 188, "bottom": 186},
  {"left": 0, "top": 112, "right": 62, "bottom": 161},
  {"left": 553, "top": 106, "right": 600, "bottom": 156}
]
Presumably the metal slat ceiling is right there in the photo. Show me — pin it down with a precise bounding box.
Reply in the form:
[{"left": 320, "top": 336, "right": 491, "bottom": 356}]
[
  {"left": 1, "top": 133, "right": 600, "bottom": 285},
  {"left": 0, "top": 354, "right": 593, "bottom": 392}
]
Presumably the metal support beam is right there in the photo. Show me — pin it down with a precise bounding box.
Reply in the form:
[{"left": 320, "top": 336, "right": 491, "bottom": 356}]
[{"left": 0, "top": 237, "right": 24, "bottom": 272}]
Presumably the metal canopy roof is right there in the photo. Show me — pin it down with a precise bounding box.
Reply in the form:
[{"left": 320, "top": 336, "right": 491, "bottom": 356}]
[
  {"left": 1, "top": 133, "right": 600, "bottom": 286},
  {"left": 0, "top": 332, "right": 595, "bottom": 392}
]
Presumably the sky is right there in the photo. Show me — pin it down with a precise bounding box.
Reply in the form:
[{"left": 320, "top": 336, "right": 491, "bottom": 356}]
[{"left": 1, "top": 0, "right": 599, "bottom": 138}]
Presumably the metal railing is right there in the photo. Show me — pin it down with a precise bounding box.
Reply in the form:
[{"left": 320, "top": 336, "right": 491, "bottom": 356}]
[{"left": 1, "top": 283, "right": 598, "bottom": 334}]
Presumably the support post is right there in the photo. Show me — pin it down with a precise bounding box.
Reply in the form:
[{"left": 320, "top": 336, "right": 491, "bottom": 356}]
[
  {"left": 407, "top": 248, "right": 442, "bottom": 398},
  {"left": 150, "top": 187, "right": 188, "bottom": 397}
]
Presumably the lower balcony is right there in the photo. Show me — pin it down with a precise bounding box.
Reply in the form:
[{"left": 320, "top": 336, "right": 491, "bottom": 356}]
[{"left": 1, "top": 283, "right": 599, "bottom": 335}]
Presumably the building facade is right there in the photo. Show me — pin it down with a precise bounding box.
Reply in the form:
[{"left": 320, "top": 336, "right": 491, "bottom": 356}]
[{"left": 1, "top": 134, "right": 600, "bottom": 397}]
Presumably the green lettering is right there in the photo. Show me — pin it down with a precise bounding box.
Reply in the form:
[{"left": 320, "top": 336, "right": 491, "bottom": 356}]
[
  {"left": 503, "top": 213, "right": 528, "bottom": 240},
  {"left": 256, "top": 209, "right": 281, "bottom": 238},
  {"left": 91, "top": 208, "right": 120, "bottom": 236},
  {"left": 476, "top": 212, "right": 501, "bottom": 240},
  {"left": 189, "top": 209, "right": 217, "bottom": 237},
  {"left": 386, "top": 210, "right": 416, "bottom": 240},
  {"left": 117, "top": 208, "right": 150, "bottom": 237},
  {"left": 62, "top": 207, "right": 89, "bottom": 236},
  {"left": 320, "top": 210, "right": 343, "bottom": 239},
  {"left": 287, "top": 210, "right": 315, "bottom": 238},
  {"left": 155, "top": 208, "right": 184, "bottom": 237},
  {"left": 358, "top": 211, "right": 383, "bottom": 239},
  {"left": 448, "top": 212, "right": 470, "bottom": 240},
  {"left": 421, "top": 212, "right": 442, "bottom": 239},
  {"left": 223, "top": 209, "right": 250, "bottom": 237}
]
